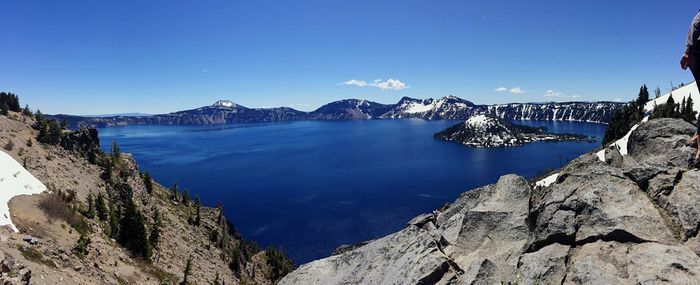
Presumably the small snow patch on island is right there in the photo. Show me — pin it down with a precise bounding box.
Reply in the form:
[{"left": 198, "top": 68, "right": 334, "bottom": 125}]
[
  {"left": 466, "top": 114, "right": 490, "bottom": 126},
  {"left": 0, "top": 151, "right": 47, "bottom": 232}
]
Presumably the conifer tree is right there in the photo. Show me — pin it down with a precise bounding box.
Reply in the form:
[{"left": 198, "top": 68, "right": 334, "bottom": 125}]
[
  {"left": 109, "top": 203, "right": 120, "bottom": 238},
  {"left": 47, "top": 120, "right": 62, "bottom": 144},
  {"left": 150, "top": 207, "right": 161, "bottom": 248},
  {"left": 213, "top": 272, "right": 221, "bottom": 285},
  {"left": 84, "top": 192, "right": 96, "bottom": 219},
  {"left": 181, "top": 256, "right": 193, "bottom": 285},
  {"left": 96, "top": 193, "right": 108, "bottom": 221},
  {"left": 182, "top": 188, "right": 190, "bottom": 205},
  {"left": 143, "top": 171, "right": 153, "bottom": 194},
  {"left": 636, "top": 85, "right": 649, "bottom": 116},
  {"left": 118, "top": 197, "right": 151, "bottom": 260},
  {"left": 22, "top": 104, "right": 32, "bottom": 117},
  {"left": 0, "top": 100, "right": 8, "bottom": 116},
  {"left": 194, "top": 204, "right": 201, "bottom": 227},
  {"left": 170, "top": 182, "right": 179, "bottom": 201}
]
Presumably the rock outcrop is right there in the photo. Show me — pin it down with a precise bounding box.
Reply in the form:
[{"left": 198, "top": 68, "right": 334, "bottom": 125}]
[{"left": 281, "top": 118, "right": 700, "bottom": 285}]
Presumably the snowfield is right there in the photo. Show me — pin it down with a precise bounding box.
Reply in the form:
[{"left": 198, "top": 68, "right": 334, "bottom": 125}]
[
  {"left": 598, "top": 82, "right": 699, "bottom": 162},
  {"left": 0, "top": 151, "right": 47, "bottom": 232},
  {"left": 466, "top": 114, "right": 489, "bottom": 126},
  {"left": 535, "top": 173, "right": 559, "bottom": 188},
  {"left": 644, "top": 82, "right": 700, "bottom": 115}
]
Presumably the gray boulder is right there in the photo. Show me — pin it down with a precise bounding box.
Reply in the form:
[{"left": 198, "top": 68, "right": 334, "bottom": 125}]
[
  {"left": 528, "top": 154, "right": 673, "bottom": 252},
  {"left": 516, "top": 243, "right": 569, "bottom": 285},
  {"left": 564, "top": 241, "right": 700, "bottom": 284},
  {"left": 279, "top": 226, "right": 459, "bottom": 285}
]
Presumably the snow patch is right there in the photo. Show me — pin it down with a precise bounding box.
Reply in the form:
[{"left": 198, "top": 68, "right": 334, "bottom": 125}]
[
  {"left": 0, "top": 151, "right": 47, "bottom": 232},
  {"left": 535, "top": 173, "right": 559, "bottom": 187},
  {"left": 644, "top": 82, "right": 699, "bottom": 118},
  {"left": 466, "top": 114, "right": 490, "bottom": 126},
  {"left": 597, "top": 115, "right": 650, "bottom": 162},
  {"left": 213, "top": 100, "right": 236, "bottom": 108},
  {"left": 405, "top": 102, "right": 435, "bottom": 114}
]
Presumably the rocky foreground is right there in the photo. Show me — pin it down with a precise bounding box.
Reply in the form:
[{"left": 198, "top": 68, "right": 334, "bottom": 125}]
[
  {"left": 281, "top": 118, "right": 700, "bottom": 284},
  {"left": 434, "top": 114, "right": 594, "bottom": 147}
]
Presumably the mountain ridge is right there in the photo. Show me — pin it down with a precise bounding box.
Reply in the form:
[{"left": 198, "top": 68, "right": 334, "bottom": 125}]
[{"left": 48, "top": 96, "right": 624, "bottom": 129}]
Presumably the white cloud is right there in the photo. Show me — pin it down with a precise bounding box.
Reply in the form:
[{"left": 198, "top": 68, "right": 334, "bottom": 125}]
[
  {"left": 495, "top": 86, "right": 524, "bottom": 94},
  {"left": 510, "top": 87, "right": 524, "bottom": 94},
  {"left": 340, "top": 78, "right": 409, "bottom": 91},
  {"left": 545, "top": 89, "right": 583, "bottom": 99},
  {"left": 545, "top": 90, "right": 561, "bottom": 97},
  {"left": 613, "top": 98, "right": 623, "bottom": 102}
]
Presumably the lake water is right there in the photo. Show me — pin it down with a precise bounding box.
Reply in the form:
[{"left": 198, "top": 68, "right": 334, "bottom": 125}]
[{"left": 98, "top": 119, "right": 606, "bottom": 264}]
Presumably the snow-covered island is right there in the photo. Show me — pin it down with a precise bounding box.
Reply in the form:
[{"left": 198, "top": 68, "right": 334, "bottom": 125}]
[{"left": 434, "top": 114, "right": 595, "bottom": 147}]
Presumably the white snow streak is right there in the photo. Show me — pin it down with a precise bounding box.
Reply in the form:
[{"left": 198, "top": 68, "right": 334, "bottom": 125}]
[{"left": 0, "top": 151, "right": 47, "bottom": 232}]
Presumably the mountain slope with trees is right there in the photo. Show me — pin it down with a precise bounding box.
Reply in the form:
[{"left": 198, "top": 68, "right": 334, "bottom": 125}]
[{"left": 0, "top": 94, "right": 293, "bottom": 284}]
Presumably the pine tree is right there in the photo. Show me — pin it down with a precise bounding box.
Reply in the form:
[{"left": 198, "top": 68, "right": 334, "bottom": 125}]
[
  {"left": 150, "top": 207, "right": 161, "bottom": 248},
  {"left": 181, "top": 256, "right": 193, "bottom": 285},
  {"left": 143, "top": 171, "right": 153, "bottom": 194},
  {"left": 213, "top": 272, "right": 221, "bottom": 285},
  {"left": 47, "top": 120, "right": 62, "bottom": 145},
  {"left": 681, "top": 97, "right": 687, "bottom": 118},
  {"left": 118, "top": 197, "right": 151, "bottom": 260},
  {"left": 194, "top": 204, "right": 201, "bottom": 227},
  {"left": 170, "top": 182, "right": 179, "bottom": 201},
  {"left": 22, "top": 104, "right": 32, "bottom": 117},
  {"left": 0, "top": 100, "right": 8, "bottom": 116},
  {"left": 111, "top": 141, "right": 121, "bottom": 165},
  {"left": 96, "top": 193, "right": 108, "bottom": 221},
  {"left": 182, "top": 188, "right": 190, "bottom": 205},
  {"left": 109, "top": 203, "right": 120, "bottom": 238},
  {"left": 687, "top": 96, "right": 697, "bottom": 122},
  {"left": 636, "top": 85, "right": 649, "bottom": 116},
  {"left": 84, "top": 192, "right": 96, "bottom": 219}
]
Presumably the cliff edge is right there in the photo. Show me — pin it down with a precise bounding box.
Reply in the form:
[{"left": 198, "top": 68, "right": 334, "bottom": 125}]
[{"left": 281, "top": 118, "right": 700, "bottom": 284}]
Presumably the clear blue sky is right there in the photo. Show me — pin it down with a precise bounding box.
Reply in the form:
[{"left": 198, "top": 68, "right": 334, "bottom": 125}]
[{"left": 1, "top": 0, "right": 699, "bottom": 115}]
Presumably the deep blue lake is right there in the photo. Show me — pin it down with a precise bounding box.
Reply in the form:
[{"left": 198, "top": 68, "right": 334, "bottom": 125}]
[{"left": 98, "top": 119, "right": 606, "bottom": 264}]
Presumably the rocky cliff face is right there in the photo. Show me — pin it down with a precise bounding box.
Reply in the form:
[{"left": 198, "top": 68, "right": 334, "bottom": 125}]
[
  {"left": 49, "top": 99, "right": 624, "bottom": 129},
  {"left": 281, "top": 118, "right": 700, "bottom": 284},
  {"left": 484, "top": 101, "right": 621, "bottom": 123}
]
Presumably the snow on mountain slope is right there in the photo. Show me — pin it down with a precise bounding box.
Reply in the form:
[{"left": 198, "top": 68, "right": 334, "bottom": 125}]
[
  {"left": 212, "top": 100, "right": 237, "bottom": 108},
  {"left": 383, "top": 96, "right": 475, "bottom": 119},
  {"left": 598, "top": 81, "right": 698, "bottom": 162},
  {"left": 0, "top": 151, "right": 46, "bottom": 232},
  {"left": 485, "top": 102, "right": 621, "bottom": 123},
  {"left": 644, "top": 82, "right": 700, "bottom": 118}
]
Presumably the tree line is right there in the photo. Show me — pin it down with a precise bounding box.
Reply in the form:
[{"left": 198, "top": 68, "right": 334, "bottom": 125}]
[{"left": 603, "top": 84, "right": 697, "bottom": 144}]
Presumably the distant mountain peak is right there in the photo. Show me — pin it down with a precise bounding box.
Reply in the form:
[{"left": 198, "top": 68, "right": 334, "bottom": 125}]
[{"left": 213, "top": 100, "right": 237, "bottom": 108}]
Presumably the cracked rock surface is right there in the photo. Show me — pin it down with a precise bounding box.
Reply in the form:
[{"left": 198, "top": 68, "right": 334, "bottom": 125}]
[{"left": 280, "top": 118, "right": 700, "bottom": 285}]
